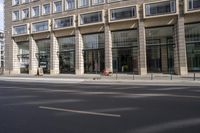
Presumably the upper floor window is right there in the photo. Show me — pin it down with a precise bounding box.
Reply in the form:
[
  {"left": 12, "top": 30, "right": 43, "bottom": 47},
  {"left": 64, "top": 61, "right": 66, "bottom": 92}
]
[
  {"left": 110, "top": 6, "right": 136, "bottom": 21},
  {"left": 80, "top": 11, "right": 102, "bottom": 25},
  {"left": 65, "top": 0, "right": 75, "bottom": 10},
  {"left": 79, "top": 0, "right": 89, "bottom": 8},
  {"left": 12, "top": 10, "right": 20, "bottom": 21},
  {"left": 22, "top": 8, "right": 30, "bottom": 19},
  {"left": 54, "top": 16, "right": 74, "bottom": 29},
  {"left": 145, "top": 0, "right": 176, "bottom": 17},
  {"left": 188, "top": 0, "right": 200, "bottom": 11},
  {"left": 13, "top": 25, "right": 28, "bottom": 35},
  {"left": 32, "top": 21, "right": 49, "bottom": 33},
  {"left": 32, "top": 6, "right": 40, "bottom": 17},
  {"left": 22, "top": 0, "right": 29, "bottom": 4},
  {"left": 12, "top": 0, "right": 20, "bottom": 5},
  {"left": 54, "top": 1, "right": 62, "bottom": 13},
  {"left": 43, "top": 4, "right": 51, "bottom": 15},
  {"left": 92, "top": 0, "right": 104, "bottom": 5},
  {"left": 108, "top": 0, "right": 121, "bottom": 3}
]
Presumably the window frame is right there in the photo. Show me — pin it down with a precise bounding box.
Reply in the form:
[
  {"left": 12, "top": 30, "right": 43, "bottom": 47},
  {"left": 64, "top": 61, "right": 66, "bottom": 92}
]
[
  {"left": 31, "top": 20, "right": 50, "bottom": 34},
  {"left": 78, "top": 10, "right": 104, "bottom": 27},
  {"left": 53, "top": 15, "right": 75, "bottom": 30},
  {"left": 12, "top": 0, "right": 20, "bottom": 6},
  {"left": 143, "top": 0, "right": 178, "bottom": 19},
  {"left": 42, "top": 3, "right": 51, "bottom": 16},
  {"left": 78, "top": 0, "right": 90, "bottom": 8},
  {"left": 12, "top": 10, "right": 20, "bottom": 21},
  {"left": 184, "top": 0, "right": 200, "bottom": 13},
  {"left": 108, "top": 5, "right": 138, "bottom": 23},
  {"left": 21, "top": 8, "right": 30, "bottom": 19},
  {"left": 65, "top": 0, "right": 76, "bottom": 10},
  {"left": 12, "top": 24, "right": 29, "bottom": 36},
  {"left": 31, "top": 5, "right": 40, "bottom": 18},
  {"left": 53, "top": 0, "right": 63, "bottom": 13}
]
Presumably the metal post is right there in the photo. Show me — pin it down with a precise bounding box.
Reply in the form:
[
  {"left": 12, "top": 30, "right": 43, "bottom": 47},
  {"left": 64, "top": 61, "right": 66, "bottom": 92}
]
[
  {"left": 194, "top": 73, "right": 196, "bottom": 81},
  {"left": 151, "top": 73, "right": 153, "bottom": 80}
]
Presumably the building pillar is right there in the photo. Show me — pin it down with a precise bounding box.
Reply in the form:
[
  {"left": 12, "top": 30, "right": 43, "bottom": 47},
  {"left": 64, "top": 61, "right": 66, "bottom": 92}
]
[
  {"left": 138, "top": 20, "right": 147, "bottom": 75},
  {"left": 174, "top": 17, "right": 188, "bottom": 75},
  {"left": 5, "top": 39, "right": 20, "bottom": 75},
  {"left": 104, "top": 24, "right": 113, "bottom": 73},
  {"left": 50, "top": 32, "right": 59, "bottom": 75},
  {"left": 29, "top": 36, "right": 38, "bottom": 75},
  {"left": 75, "top": 28, "right": 84, "bottom": 75}
]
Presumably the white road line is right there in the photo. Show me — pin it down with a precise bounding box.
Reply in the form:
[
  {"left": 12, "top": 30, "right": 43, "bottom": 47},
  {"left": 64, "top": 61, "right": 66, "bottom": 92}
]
[{"left": 39, "top": 106, "right": 121, "bottom": 118}]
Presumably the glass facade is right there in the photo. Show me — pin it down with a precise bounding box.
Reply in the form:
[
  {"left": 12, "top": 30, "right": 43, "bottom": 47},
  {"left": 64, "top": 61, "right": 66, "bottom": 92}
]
[
  {"left": 145, "top": 0, "right": 176, "bottom": 16},
  {"left": 58, "top": 36, "right": 75, "bottom": 73},
  {"left": 112, "top": 30, "right": 138, "bottom": 73},
  {"left": 36, "top": 39, "right": 50, "bottom": 74},
  {"left": 146, "top": 26, "right": 175, "bottom": 73},
  {"left": 185, "top": 23, "right": 200, "bottom": 72},
  {"left": 17, "top": 42, "right": 29, "bottom": 73},
  {"left": 83, "top": 33, "right": 105, "bottom": 73}
]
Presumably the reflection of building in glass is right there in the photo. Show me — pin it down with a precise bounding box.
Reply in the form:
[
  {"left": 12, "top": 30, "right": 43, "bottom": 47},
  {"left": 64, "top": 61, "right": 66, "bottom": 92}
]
[{"left": 4, "top": 0, "right": 200, "bottom": 75}]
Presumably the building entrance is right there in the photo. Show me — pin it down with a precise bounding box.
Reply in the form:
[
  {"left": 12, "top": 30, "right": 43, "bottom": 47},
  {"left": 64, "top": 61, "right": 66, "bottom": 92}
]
[
  {"left": 59, "top": 51, "right": 75, "bottom": 73},
  {"left": 17, "top": 42, "right": 29, "bottom": 74},
  {"left": 36, "top": 39, "right": 50, "bottom": 74}
]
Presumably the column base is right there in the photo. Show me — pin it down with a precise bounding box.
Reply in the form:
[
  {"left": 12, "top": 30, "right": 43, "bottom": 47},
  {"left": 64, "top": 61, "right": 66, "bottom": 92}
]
[
  {"left": 50, "top": 69, "right": 60, "bottom": 75},
  {"left": 4, "top": 69, "right": 20, "bottom": 75},
  {"left": 179, "top": 67, "right": 188, "bottom": 76},
  {"left": 138, "top": 68, "right": 147, "bottom": 75},
  {"left": 29, "top": 69, "right": 38, "bottom": 75},
  {"left": 75, "top": 69, "right": 84, "bottom": 75}
]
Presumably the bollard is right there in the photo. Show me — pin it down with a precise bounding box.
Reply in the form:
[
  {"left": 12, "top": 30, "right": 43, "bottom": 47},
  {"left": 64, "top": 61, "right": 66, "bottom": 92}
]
[
  {"left": 170, "top": 72, "right": 173, "bottom": 80},
  {"left": 194, "top": 73, "right": 196, "bottom": 81},
  {"left": 133, "top": 72, "right": 135, "bottom": 80},
  {"left": 151, "top": 73, "right": 153, "bottom": 80}
]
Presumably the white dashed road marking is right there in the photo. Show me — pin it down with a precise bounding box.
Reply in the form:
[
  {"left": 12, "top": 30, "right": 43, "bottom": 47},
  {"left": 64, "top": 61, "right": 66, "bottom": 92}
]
[{"left": 39, "top": 106, "right": 121, "bottom": 118}]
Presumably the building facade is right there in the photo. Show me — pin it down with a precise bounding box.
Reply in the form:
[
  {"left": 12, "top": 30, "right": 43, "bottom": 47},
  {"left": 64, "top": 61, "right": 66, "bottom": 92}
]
[
  {"left": 4, "top": 0, "right": 200, "bottom": 75},
  {"left": 0, "top": 32, "right": 5, "bottom": 71}
]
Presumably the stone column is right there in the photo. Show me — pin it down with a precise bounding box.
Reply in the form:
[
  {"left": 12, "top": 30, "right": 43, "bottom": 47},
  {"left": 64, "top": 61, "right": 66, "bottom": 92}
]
[
  {"left": 29, "top": 36, "right": 38, "bottom": 75},
  {"left": 174, "top": 3, "right": 188, "bottom": 75},
  {"left": 138, "top": 20, "right": 147, "bottom": 75},
  {"left": 7, "top": 39, "right": 20, "bottom": 74},
  {"left": 50, "top": 32, "right": 59, "bottom": 75},
  {"left": 75, "top": 28, "right": 84, "bottom": 75},
  {"left": 104, "top": 24, "right": 112, "bottom": 73}
]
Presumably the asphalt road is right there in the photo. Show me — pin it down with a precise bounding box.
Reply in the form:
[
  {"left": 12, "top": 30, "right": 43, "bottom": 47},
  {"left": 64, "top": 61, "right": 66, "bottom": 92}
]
[{"left": 0, "top": 81, "right": 200, "bottom": 133}]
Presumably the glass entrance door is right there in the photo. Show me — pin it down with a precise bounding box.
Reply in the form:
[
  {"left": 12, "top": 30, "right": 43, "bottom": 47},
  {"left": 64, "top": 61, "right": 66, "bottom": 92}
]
[
  {"left": 84, "top": 49, "right": 104, "bottom": 73},
  {"left": 59, "top": 51, "right": 75, "bottom": 73}
]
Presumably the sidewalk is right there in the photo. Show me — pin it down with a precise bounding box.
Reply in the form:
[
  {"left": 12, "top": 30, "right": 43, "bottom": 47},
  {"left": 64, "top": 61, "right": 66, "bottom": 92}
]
[{"left": 0, "top": 73, "right": 200, "bottom": 86}]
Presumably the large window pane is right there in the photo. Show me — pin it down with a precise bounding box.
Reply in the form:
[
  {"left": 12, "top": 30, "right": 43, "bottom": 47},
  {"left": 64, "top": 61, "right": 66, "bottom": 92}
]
[
  {"left": 146, "top": 26, "right": 175, "bottom": 73},
  {"left": 185, "top": 23, "right": 200, "bottom": 72},
  {"left": 32, "top": 21, "right": 49, "bottom": 33},
  {"left": 58, "top": 36, "right": 75, "bottom": 73},
  {"left": 111, "top": 6, "right": 136, "bottom": 21},
  {"left": 17, "top": 42, "right": 29, "bottom": 73},
  {"left": 112, "top": 30, "right": 138, "bottom": 73},
  {"left": 13, "top": 25, "right": 27, "bottom": 35},
  {"left": 188, "top": 0, "right": 200, "bottom": 10},
  {"left": 80, "top": 11, "right": 102, "bottom": 25},
  {"left": 36, "top": 39, "right": 50, "bottom": 74},
  {"left": 145, "top": 0, "right": 176, "bottom": 16},
  {"left": 54, "top": 16, "right": 73, "bottom": 29},
  {"left": 83, "top": 33, "right": 105, "bottom": 73}
]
